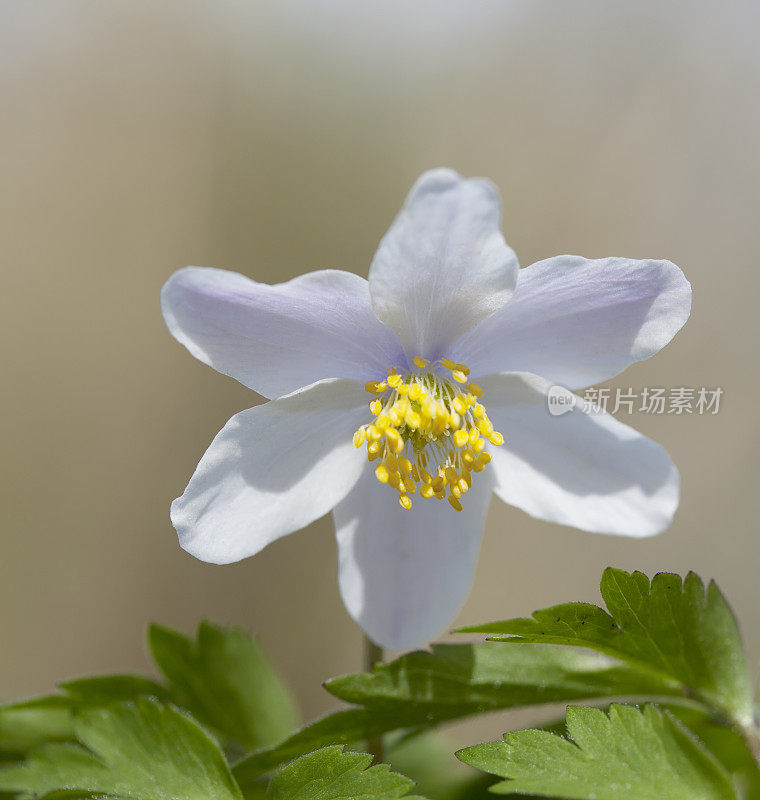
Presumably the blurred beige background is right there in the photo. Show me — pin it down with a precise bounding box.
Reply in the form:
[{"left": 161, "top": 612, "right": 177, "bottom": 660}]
[{"left": 2, "top": 0, "right": 759, "bottom": 736}]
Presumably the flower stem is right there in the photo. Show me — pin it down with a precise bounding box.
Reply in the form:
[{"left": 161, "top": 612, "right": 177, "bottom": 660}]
[{"left": 363, "top": 635, "right": 384, "bottom": 763}]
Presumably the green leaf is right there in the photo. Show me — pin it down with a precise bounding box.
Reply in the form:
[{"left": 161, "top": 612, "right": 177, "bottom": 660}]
[
  {"left": 460, "top": 569, "right": 753, "bottom": 724},
  {"left": 265, "top": 745, "right": 425, "bottom": 800},
  {"left": 58, "top": 676, "right": 172, "bottom": 706},
  {"left": 0, "top": 707, "right": 74, "bottom": 759},
  {"left": 457, "top": 704, "right": 738, "bottom": 799},
  {"left": 148, "top": 621, "right": 298, "bottom": 750},
  {"left": 0, "top": 698, "right": 243, "bottom": 800},
  {"left": 0, "top": 675, "right": 173, "bottom": 758},
  {"left": 233, "top": 643, "right": 684, "bottom": 787}
]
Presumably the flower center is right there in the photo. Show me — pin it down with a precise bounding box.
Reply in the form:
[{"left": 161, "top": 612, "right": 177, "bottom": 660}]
[{"left": 353, "top": 357, "right": 503, "bottom": 512}]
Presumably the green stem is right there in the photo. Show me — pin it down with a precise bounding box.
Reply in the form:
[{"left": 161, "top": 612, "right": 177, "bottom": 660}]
[{"left": 363, "top": 635, "right": 384, "bottom": 763}]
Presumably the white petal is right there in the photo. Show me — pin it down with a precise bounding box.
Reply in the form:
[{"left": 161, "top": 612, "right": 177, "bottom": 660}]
[
  {"left": 333, "top": 466, "right": 494, "bottom": 651},
  {"left": 162, "top": 267, "right": 404, "bottom": 399},
  {"left": 480, "top": 373, "right": 679, "bottom": 537},
  {"left": 450, "top": 256, "right": 691, "bottom": 389},
  {"left": 171, "top": 379, "right": 370, "bottom": 564},
  {"left": 369, "top": 169, "right": 519, "bottom": 361}
]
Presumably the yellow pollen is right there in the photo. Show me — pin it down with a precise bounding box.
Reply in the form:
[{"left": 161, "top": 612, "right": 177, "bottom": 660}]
[{"left": 354, "top": 358, "right": 504, "bottom": 511}]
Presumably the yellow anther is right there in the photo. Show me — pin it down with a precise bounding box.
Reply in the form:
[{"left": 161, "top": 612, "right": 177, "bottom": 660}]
[
  {"left": 489, "top": 431, "right": 504, "bottom": 446},
  {"left": 357, "top": 360, "right": 495, "bottom": 511},
  {"left": 448, "top": 495, "right": 463, "bottom": 512},
  {"left": 478, "top": 419, "right": 494, "bottom": 437},
  {"left": 444, "top": 467, "right": 459, "bottom": 485},
  {"left": 405, "top": 410, "right": 421, "bottom": 429},
  {"left": 453, "top": 429, "right": 469, "bottom": 448}
]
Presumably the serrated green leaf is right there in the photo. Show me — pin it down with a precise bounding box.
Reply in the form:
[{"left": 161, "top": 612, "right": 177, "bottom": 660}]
[
  {"left": 233, "top": 643, "right": 684, "bottom": 788},
  {"left": 148, "top": 621, "right": 298, "bottom": 750},
  {"left": 265, "top": 745, "right": 425, "bottom": 800},
  {"left": 460, "top": 569, "right": 753, "bottom": 724},
  {"left": 0, "top": 698, "right": 243, "bottom": 800},
  {"left": 457, "top": 704, "right": 738, "bottom": 799},
  {"left": 58, "top": 676, "right": 172, "bottom": 706}
]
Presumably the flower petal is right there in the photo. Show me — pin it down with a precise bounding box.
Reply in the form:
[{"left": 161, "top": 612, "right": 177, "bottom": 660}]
[
  {"left": 368, "top": 169, "right": 519, "bottom": 361},
  {"left": 480, "top": 372, "right": 679, "bottom": 537},
  {"left": 450, "top": 256, "right": 691, "bottom": 389},
  {"left": 162, "top": 267, "right": 404, "bottom": 398},
  {"left": 333, "top": 466, "right": 494, "bottom": 651},
  {"left": 171, "top": 379, "right": 370, "bottom": 564}
]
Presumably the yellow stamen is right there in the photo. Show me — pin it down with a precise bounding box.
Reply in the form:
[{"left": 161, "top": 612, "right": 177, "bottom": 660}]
[{"left": 353, "top": 357, "right": 502, "bottom": 511}]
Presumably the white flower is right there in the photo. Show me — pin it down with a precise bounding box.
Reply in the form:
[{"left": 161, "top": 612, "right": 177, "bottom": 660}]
[{"left": 161, "top": 168, "right": 691, "bottom": 651}]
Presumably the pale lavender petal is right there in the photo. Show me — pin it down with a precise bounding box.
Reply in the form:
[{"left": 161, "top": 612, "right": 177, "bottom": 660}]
[
  {"left": 481, "top": 372, "right": 679, "bottom": 537},
  {"left": 162, "top": 267, "right": 405, "bottom": 398},
  {"left": 369, "top": 169, "right": 519, "bottom": 362},
  {"left": 333, "top": 465, "right": 494, "bottom": 650},
  {"left": 171, "top": 379, "right": 370, "bottom": 564},
  {"left": 450, "top": 256, "right": 691, "bottom": 388}
]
